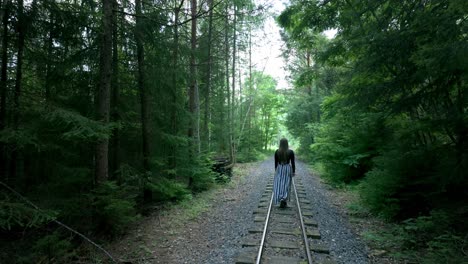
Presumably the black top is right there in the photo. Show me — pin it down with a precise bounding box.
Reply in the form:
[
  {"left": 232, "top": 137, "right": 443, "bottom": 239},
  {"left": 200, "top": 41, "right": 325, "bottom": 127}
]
[{"left": 274, "top": 149, "right": 295, "bottom": 173}]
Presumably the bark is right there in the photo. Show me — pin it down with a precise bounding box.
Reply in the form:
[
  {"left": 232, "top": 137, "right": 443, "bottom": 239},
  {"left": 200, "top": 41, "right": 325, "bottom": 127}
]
[
  {"left": 230, "top": 4, "right": 237, "bottom": 163},
  {"left": 314, "top": 59, "right": 321, "bottom": 122},
  {"left": 203, "top": 0, "right": 213, "bottom": 152},
  {"left": 225, "top": 3, "right": 231, "bottom": 161},
  {"left": 188, "top": 0, "right": 200, "bottom": 153},
  {"left": 95, "top": 0, "right": 113, "bottom": 183},
  {"left": 10, "top": 0, "right": 26, "bottom": 180},
  {"left": 135, "top": 0, "right": 150, "bottom": 172},
  {"left": 247, "top": 25, "right": 252, "bottom": 153},
  {"left": 0, "top": 0, "right": 10, "bottom": 178},
  {"left": 110, "top": 0, "right": 120, "bottom": 179},
  {"left": 0, "top": 0, "right": 8, "bottom": 128},
  {"left": 238, "top": 68, "right": 242, "bottom": 127},
  {"left": 45, "top": 17, "right": 53, "bottom": 102},
  {"left": 13, "top": 0, "right": 25, "bottom": 129},
  {"left": 170, "top": 0, "right": 183, "bottom": 168},
  {"left": 219, "top": 62, "right": 225, "bottom": 152},
  {"left": 306, "top": 50, "right": 312, "bottom": 96},
  {"left": 264, "top": 113, "right": 271, "bottom": 150}
]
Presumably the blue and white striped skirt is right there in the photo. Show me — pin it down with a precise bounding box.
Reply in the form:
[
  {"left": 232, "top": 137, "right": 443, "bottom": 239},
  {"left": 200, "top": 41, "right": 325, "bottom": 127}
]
[{"left": 273, "top": 163, "right": 292, "bottom": 205}]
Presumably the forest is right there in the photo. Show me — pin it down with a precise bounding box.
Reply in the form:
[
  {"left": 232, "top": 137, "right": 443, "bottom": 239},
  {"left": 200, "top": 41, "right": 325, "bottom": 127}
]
[
  {"left": 279, "top": 0, "right": 467, "bottom": 262},
  {"left": 0, "top": 0, "right": 466, "bottom": 263},
  {"left": 0, "top": 0, "right": 285, "bottom": 262}
]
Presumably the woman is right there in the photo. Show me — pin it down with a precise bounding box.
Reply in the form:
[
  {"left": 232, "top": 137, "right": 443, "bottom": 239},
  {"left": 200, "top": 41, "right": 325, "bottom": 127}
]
[{"left": 273, "top": 138, "right": 295, "bottom": 208}]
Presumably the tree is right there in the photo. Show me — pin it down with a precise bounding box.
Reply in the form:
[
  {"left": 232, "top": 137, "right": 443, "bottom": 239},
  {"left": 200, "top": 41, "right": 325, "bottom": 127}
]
[
  {"left": 0, "top": 0, "right": 11, "bottom": 179},
  {"left": 188, "top": 0, "right": 200, "bottom": 154},
  {"left": 0, "top": 0, "right": 272, "bottom": 260},
  {"left": 202, "top": 0, "right": 214, "bottom": 152},
  {"left": 95, "top": 0, "right": 113, "bottom": 183},
  {"left": 110, "top": 0, "right": 121, "bottom": 179},
  {"left": 279, "top": 1, "right": 467, "bottom": 261},
  {"left": 135, "top": 0, "right": 151, "bottom": 173}
]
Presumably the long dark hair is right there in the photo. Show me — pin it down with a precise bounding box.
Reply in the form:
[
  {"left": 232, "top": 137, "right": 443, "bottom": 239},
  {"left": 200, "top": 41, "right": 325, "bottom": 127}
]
[{"left": 278, "top": 138, "right": 289, "bottom": 163}]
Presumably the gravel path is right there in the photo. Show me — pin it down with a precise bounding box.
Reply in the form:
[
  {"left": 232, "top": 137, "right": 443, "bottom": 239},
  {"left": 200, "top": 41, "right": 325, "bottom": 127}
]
[
  {"left": 110, "top": 158, "right": 368, "bottom": 263},
  {"left": 296, "top": 160, "right": 369, "bottom": 264},
  {"left": 169, "top": 160, "right": 270, "bottom": 263}
]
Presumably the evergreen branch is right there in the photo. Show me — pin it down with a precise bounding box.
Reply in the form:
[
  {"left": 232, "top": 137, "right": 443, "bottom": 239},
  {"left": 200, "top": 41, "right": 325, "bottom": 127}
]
[
  {"left": 0, "top": 181, "right": 118, "bottom": 264},
  {"left": 113, "top": 0, "right": 222, "bottom": 28}
]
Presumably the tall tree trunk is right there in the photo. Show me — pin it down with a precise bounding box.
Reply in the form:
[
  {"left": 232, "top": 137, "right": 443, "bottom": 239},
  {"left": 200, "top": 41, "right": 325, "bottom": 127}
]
[
  {"left": 230, "top": 4, "right": 237, "bottom": 163},
  {"left": 135, "top": 0, "right": 150, "bottom": 173},
  {"left": 314, "top": 61, "right": 321, "bottom": 122},
  {"left": 110, "top": 0, "right": 120, "bottom": 179},
  {"left": 188, "top": 0, "right": 200, "bottom": 153},
  {"left": 0, "top": 0, "right": 10, "bottom": 179},
  {"left": 225, "top": 3, "right": 231, "bottom": 161},
  {"left": 306, "top": 50, "right": 312, "bottom": 96},
  {"left": 10, "top": 0, "right": 26, "bottom": 180},
  {"left": 238, "top": 67, "right": 242, "bottom": 128},
  {"left": 170, "top": 0, "right": 183, "bottom": 168},
  {"left": 247, "top": 25, "right": 252, "bottom": 153},
  {"left": 264, "top": 113, "right": 270, "bottom": 150},
  {"left": 219, "top": 62, "right": 225, "bottom": 152},
  {"left": 95, "top": 0, "right": 113, "bottom": 183},
  {"left": 45, "top": 16, "right": 53, "bottom": 102},
  {"left": 203, "top": 0, "right": 213, "bottom": 152}
]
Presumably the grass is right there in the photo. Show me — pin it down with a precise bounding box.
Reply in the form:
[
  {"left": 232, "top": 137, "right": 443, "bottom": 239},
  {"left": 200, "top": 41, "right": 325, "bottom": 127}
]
[
  {"left": 99, "top": 160, "right": 264, "bottom": 264},
  {"left": 161, "top": 160, "right": 258, "bottom": 229},
  {"left": 159, "top": 187, "right": 216, "bottom": 230}
]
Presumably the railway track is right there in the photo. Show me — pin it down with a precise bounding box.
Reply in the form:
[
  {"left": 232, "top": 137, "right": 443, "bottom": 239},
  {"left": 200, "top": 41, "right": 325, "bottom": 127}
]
[{"left": 236, "top": 173, "right": 336, "bottom": 264}]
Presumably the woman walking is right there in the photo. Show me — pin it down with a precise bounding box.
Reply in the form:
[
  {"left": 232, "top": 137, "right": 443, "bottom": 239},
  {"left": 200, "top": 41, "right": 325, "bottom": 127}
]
[{"left": 273, "top": 138, "right": 295, "bottom": 208}]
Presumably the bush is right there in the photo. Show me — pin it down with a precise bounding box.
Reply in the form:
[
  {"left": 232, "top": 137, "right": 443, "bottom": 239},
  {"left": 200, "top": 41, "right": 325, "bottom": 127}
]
[
  {"left": 237, "top": 149, "right": 272, "bottom": 163},
  {"left": 189, "top": 156, "right": 216, "bottom": 192},
  {"left": 146, "top": 177, "right": 191, "bottom": 202},
  {"left": 359, "top": 151, "right": 404, "bottom": 219},
  {"left": 30, "top": 231, "right": 75, "bottom": 263},
  {"left": 424, "top": 233, "right": 467, "bottom": 264},
  {"left": 311, "top": 109, "right": 383, "bottom": 184},
  {"left": 91, "top": 181, "right": 139, "bottom": 235},
  {"left": 0, "top": 194, "right": 56, "bottom": 231},
  {"left": 363, "top": 210, "right": 467, "bottom": 263}
]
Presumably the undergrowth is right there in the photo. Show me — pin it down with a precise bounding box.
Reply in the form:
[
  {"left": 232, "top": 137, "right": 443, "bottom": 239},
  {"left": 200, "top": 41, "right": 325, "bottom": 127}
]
[{"left": 362, "top": 210, "right": 468, "bottom": 263}]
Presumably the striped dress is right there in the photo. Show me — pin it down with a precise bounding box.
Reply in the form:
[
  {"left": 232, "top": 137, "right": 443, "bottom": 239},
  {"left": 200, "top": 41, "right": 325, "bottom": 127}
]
[{"left": 273, "top": 149, "right": 295, "bottom": 205}]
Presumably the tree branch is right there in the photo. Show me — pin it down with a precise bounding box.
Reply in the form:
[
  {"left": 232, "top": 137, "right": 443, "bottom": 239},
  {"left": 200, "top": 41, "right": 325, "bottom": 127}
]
[{"left": 0, "top": 181, "right": 118, "bottom": 264}]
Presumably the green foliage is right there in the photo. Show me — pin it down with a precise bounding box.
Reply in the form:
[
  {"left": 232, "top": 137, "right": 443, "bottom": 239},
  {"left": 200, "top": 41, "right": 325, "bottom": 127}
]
[
  {"left": 0, "top": 128, "right": 40, "bottom": 150},
  {"left": 91, "top": 181, "right": 139, "bottom": 235},
  {"left": 363, "top": 210, "right": 467, "bottom": 263},
  {"left": 311, "top": 108, "right": 383, "bottom": 184},
  {"left": 188, "top": 156, "right": 217, "bottom": 193},
  {"left": 30, "top": 231, "right": 75, "bottom": 263},
  {"left": 44, "top": 108, "right": 115, "bottom": 141},
  {"left": 360, "top": 145, "right": 436, "bottom": 219},
  {"left": 281, "top": 0, "right": 468, "bottom": 213},
  {"left": 237, "top": 71, "right": 284, "bottom": 152},
  {"left": 146, "top": 177, "right": 191, "bottom": 202},
  {"left": 424, "top": 233, "right": 467, "bottom": 264},
  {"left": 0, "top": 194, "right": 56, "bottom": 230},
  {"left": 1, "top": 0, "right": 269, "bottom": 261},
  {"left": 280, "top": 0, "right": 467, "bottom": 260},
  {"left": 285, "top": 95, "right": 321, "bottom": 158},
  {"left": 237, "top": 149, "right": 271, "bottom": 163}
]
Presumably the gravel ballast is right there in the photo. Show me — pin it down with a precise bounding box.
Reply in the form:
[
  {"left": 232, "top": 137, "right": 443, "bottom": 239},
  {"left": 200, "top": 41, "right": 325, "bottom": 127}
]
[
  {"left": 110, "top": 158, "right": 368, "bottom": 263},
  {"left": 296, "top": 160, "right": 369, "bottom": 264}
]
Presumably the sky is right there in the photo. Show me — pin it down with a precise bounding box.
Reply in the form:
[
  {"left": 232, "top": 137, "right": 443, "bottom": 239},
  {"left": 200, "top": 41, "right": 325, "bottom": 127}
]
[{"left": 250, "top": 0, "right": 336, "bottom": 90}]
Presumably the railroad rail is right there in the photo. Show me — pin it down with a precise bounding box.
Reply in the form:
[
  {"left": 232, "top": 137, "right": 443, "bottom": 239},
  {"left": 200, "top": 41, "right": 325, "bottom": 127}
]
[{"left": 236, "top": 172, "right": 335, "bottom": 264}]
